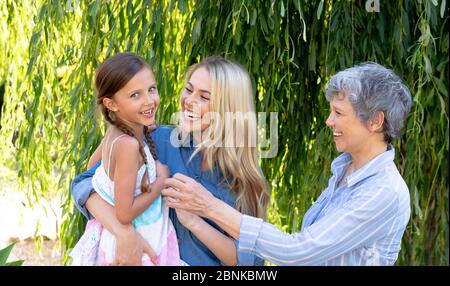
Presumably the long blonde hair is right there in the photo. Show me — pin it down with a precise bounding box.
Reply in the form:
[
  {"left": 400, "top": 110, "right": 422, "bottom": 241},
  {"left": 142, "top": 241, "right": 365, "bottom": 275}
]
[{"left": 186, "top": 56, "right": 270, "bottom": 218}]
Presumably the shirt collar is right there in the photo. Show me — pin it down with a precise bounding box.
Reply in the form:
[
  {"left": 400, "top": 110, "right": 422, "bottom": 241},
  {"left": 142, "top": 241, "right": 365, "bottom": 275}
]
[
  {"left": 178, "top": 131, "right": 225, "bottom": 180},
  {"left": 331, "top": 144, "right": 395, "bottom": 187}
]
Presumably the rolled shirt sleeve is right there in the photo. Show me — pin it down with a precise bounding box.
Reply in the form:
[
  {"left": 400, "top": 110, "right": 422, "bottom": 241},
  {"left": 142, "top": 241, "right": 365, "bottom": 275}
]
[
  {"left": 238, "top": 215, "right": 265, "bottom": 255},
  {"left": 70, "top": 161, "right": 101, "bottom": 220},
  {"left": 232, "top": 237, "right": 264, "bottom": 266}
]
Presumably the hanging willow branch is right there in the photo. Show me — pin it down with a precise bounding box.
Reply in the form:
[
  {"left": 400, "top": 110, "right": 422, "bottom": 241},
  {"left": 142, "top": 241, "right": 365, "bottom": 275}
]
[{"left": 0, "top": 0, "right": 448, "bottom": 265}]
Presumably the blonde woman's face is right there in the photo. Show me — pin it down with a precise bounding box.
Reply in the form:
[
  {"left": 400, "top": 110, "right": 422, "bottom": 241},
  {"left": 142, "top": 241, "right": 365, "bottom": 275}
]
[{"left": 180, "top": 67, "right": 212, "bottom": 134}]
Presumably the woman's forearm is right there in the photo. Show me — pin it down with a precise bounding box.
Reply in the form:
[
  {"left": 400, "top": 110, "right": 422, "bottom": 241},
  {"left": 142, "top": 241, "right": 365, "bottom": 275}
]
[
  {"left": 87, "top": 142, "right": 103, "bottom": 170},
  {"left": 203, "top": 197, "right": 243, "bottom": 240},
  {"left": 188, "top": 217, "right": 237, "bottom": 266},
  {"left": 85, "top": 192, "right": 133, "bottom": 235}
]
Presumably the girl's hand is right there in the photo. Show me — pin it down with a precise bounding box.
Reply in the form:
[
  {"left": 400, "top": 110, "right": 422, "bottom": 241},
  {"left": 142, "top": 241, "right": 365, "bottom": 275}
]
[
  {"left": 148, "top": 161, "right": 169, "bottom": 196},
  {"left": 162, "top": 173, "right": 218, "bottom": 217},
  {"left": 147, "top": 122, "right": 158, "bottom": 131},
  {"left": 113, "top": 224, "right": 158, "bottom": 265}
]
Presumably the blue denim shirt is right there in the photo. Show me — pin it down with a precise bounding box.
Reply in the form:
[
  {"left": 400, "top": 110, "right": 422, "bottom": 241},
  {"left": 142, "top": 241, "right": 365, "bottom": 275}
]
[{"left": 71, "top": 125, "right": 264, "bottom": 266}]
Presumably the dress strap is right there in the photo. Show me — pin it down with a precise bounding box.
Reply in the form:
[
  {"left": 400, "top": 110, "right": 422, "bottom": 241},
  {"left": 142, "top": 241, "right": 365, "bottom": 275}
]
[
  {"left": 142, "top": 142, "right": 157, "bottom": 184},
  {"left": 107, "top": 134, "right": 127, "bottom": 178}
]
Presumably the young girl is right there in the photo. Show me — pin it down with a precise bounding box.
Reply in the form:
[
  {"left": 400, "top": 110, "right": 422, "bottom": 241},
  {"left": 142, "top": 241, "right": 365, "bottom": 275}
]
[{"left": 69, "top": 52, "right": 181, "bottom": 266}]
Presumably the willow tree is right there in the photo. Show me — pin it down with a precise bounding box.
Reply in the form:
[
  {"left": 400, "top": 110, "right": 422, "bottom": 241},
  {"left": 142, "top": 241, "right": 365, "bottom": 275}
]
[{"left": 0, "top": 0, "right": 448, "bottom": 265}]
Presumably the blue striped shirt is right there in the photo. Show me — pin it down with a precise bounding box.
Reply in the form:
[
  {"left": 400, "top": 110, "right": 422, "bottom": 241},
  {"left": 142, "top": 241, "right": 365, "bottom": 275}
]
[{"left": 239, "top": 145, "right": 410, "bottom": 265}]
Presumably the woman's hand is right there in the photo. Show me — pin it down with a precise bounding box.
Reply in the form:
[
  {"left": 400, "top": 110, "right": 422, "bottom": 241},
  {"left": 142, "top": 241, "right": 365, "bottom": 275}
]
[
  {"left": 113, "top": 224, "right": 158, "bottom": 265},
  {"left": 164, "top": 184, "right": 239, "bottom": 266},
  {"left": 173, "top": 205, "right": 202, "bottom": 230},
  {"left": 163, "top": 173, "right": 243, "bottom": 241},
  {"left": 162, "top": 173, "right": 218, "bottom": 217}
]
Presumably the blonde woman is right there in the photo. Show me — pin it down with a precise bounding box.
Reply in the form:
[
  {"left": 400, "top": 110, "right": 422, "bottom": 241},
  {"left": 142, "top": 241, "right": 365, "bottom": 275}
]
[{"left": 71, "top": 56, "right": 270, "bottom": 266}]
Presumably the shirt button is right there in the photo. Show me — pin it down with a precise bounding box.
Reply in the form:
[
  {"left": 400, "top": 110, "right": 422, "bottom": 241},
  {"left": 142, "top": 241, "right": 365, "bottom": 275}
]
[{"left": 194, "top": 175, "right": 200, "bottom": 180}]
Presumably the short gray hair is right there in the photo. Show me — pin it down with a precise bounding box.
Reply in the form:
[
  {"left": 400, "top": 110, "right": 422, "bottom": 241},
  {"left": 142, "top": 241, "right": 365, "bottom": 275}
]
[{"left": 325, "top": 62, "right": 412, "bottom": 143}]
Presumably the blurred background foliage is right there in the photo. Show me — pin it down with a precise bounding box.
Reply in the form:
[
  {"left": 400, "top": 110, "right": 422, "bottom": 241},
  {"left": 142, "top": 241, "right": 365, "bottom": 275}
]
[{"left": 0, "top": 0, "right": 448, "bottom": 265}]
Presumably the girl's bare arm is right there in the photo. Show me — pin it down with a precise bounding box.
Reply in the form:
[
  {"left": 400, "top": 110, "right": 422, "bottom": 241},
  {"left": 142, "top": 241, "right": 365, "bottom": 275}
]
[{"left": 113, "top": 137, "right": 166, "bottom": 224}]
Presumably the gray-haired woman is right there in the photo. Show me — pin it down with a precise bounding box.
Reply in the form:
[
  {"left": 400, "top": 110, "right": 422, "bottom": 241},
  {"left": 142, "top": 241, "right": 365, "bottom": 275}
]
[{"left": 162, "top": 62, "right": 413, "bottom": 266}]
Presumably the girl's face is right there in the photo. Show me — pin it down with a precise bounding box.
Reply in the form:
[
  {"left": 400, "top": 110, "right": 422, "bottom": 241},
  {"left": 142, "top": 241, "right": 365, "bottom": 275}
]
[
  {"left": 180, "top": 67, "right": 211, "bottom": 134},
  {"left": 104, "top": 67, "right": 160, "bottom": 135}
]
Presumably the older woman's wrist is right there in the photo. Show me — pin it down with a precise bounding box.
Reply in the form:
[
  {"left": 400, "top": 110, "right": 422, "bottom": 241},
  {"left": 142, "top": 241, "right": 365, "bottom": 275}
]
[{"left": 203, "top": 196, "right": 222, "bottom": 219}]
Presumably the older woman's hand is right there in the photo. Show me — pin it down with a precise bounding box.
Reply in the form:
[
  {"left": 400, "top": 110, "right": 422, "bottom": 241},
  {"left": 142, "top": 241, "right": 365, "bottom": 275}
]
[
  {"left": 162, "top": 173, "right": 218, "bottom": 216},
  {"left": 174, "top": 208, "right": 202, "bottom": 230}
]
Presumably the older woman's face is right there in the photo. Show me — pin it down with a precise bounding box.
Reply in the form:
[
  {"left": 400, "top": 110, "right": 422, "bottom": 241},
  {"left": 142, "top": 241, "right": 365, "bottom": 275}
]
[
  {"left": 180, "top": 67, "right": 211, "bottom": 134},
  {"left": 325, "top": 95, "right": 372, "bottom": 154}
]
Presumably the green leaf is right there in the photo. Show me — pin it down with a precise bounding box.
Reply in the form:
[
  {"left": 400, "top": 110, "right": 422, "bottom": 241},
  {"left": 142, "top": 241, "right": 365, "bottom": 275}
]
[
  {"left": 178, "top": 0, "right": 187, "bottom": 13},
  {"left": 424, "top": 54, "right": 432, "bottom": 75},
  {"left": 317, "top": 0, "right": 324, "bottom": 20},
  {"left": 192, "top": 18, "right": 202, "bottom": 44},
  {"left": 0, "top": 243, "right": 16, "bottom": 265},
  {"left": 5, "top": 260, "right": 25, "bottom": 266},
  {"left": 38, "top": 3, "right": 47, "bottom": 22},
  {"left": 433, "top": 76, "right": 449, "bottom": 97},
  {"left": 88, "top": 0, "right": 99, "bottom": 17},
  {"left": 251, "top": 8, "right": 257, "bottom": 26},
  {"left": 293, "top": 0, "right": 300, "bottom": 13},
  {"left": 29, "top": 31, "right": 41, "bottom": 51}
]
